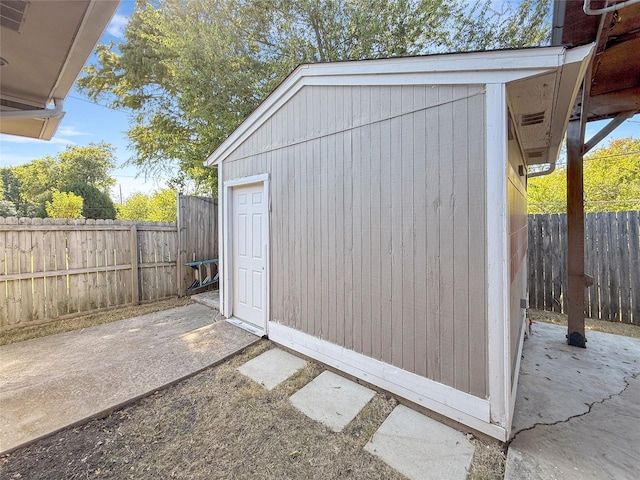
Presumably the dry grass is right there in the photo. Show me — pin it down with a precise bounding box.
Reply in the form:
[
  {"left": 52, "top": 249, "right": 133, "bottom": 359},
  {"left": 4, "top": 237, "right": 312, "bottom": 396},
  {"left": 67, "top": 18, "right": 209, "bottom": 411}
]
[
  {"left": 467, "top": 439, "right": 507, "bottom": 480},
  {"left": 0, "top": 297, "right": 192, "bottom": 346},
  {"left": 1, "top": 300, "right": 553, "bottom": 479},
  {"left": 529, "top": 309, "right": 640, "bottom": 339},
  {"left": 2, "top": 341, "right": 407, "bottom": 480}
]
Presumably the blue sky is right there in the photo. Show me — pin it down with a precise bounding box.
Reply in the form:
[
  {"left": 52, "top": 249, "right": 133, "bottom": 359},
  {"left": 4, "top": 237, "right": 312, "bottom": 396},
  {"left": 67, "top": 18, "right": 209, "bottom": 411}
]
[
  {"left": 0, "top": 1, "right": 153, "bottom": 202},
  {"left": 0, "top": 0, "right": 637, "bottom": 203}
]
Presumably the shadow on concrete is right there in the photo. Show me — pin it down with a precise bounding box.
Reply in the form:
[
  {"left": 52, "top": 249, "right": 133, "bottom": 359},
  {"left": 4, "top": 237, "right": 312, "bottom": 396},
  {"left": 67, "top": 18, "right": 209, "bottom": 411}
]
[{"left": 0, "top": 302, "right": 259, "bottom": 455}]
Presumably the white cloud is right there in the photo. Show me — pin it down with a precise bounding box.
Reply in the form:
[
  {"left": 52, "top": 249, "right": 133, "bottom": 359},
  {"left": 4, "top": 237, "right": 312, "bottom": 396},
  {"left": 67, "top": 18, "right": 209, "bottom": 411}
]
[
  {"left": 0, "top": 133, "right": 74, "bottom": 146},
  {"left": 106, "top": 13, "right": 129, "bottom": 39},
  {"left": 56, "top": 125, "right": 90, "bottom": 137}
]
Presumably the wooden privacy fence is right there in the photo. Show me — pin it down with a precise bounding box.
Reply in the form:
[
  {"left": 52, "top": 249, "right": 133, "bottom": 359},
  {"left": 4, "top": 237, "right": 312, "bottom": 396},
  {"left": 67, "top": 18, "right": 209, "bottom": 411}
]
[
  {"left": 0, "top": 196, "right": 218, "bottom": 331},
  {"left": 0, "top": 218, "right": 177, "bottom": 331},
  {"left": 528, "top": 211, "right": 640, "bottom": 325},
  {"left": 177, "top": 195, "right": 218, "bottom": 296}
]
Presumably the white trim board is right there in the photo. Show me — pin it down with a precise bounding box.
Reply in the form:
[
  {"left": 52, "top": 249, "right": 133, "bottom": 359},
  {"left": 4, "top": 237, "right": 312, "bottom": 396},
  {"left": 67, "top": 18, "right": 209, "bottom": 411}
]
[
  {"left": 485, "top": 83, "right": 510, "bottom": 429},
  {"left": 269, "top": 322, "right": 508, "bottom": 441},
  {"left": 226, "top": 317, "right": 265, "bottom": 337},
  {"left": 508, "top": 311, "right": 528, "bottom": 440},
  {"left": 205, "top": 44, "right": 593, "bottom": 167},
  {"left": 221, "top": 174, "right": 270, "bottom": 333}
]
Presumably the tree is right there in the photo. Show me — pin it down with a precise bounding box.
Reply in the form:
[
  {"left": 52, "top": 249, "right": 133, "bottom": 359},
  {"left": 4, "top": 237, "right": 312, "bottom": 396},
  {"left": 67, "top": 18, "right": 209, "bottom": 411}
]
[
  {"left": 528, "top": 137, "right": 640, "bottom": 213},
  {"left": 527, "top": 167, "right": 566, "bottom": 214},
  {"left": 0, "top": 200, "right": 17, "bottom": 217},
  {"left": 117, "top": 193, "right": 152, "bottom": 221},
  {"left": 63, "top": 182, "right": 117, "bottom": 219},
  {"left": 452, "top": 0, "right": 550, "bottom": 51},
  {"left": 583, "top": 137, "right": 640, "bottom": 211},
  {"left": 10, "top": 143, "right": 117, "bottom": 217},
  {"left": 148, "top": 188, "right": 177, "bottom": 222},
  {"left": 116, "top": 188, "right": 177, "bottom": 222},
  {"left": 46, "top": 191, "right": 84, "bottom": 219},
  {"left": 0, "top": 168, "right": 26, "bottom": 215},
  {"left": 78, "top": 0, "right": 551, "bottom": 191},
  {"left": 57, "top": 143, "right": 117, "bottom": 191},
  {"left": 12, "top": 157, "right": 57, "bottom": 216}
]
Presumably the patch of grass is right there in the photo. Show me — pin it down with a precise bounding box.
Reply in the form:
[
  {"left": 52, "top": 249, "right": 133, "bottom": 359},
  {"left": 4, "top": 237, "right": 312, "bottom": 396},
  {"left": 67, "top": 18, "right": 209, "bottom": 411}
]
[
  {"left": 529, "top": 309, "right": 640, "bottom": 339},
  {"left": 344, "top": 393, "right": 398, "bottom": 447},
  {"left": 2, "top": 336, "right": 507, "bottom": 479},
  {"left": 467, "top": 439, "right": 506, "bottom": 480},
  {"left": 0, "top": 297, "right": 192, "bottom": 346},
  {"left": 2, "top": 341, "right": 407, "bottom": 479}
]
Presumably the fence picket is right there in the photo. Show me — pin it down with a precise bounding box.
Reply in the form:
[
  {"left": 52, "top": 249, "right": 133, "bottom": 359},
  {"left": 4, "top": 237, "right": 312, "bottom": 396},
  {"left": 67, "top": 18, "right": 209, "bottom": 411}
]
[
  {"left": 542, "top": 215, "right": 553, "bottom": 310},
  {"left": 617, "top": 212, "right": 631, "bottom": 323},
  {"left": 528, "top": 215, "right": 537, "bottom": 308},
  {"left": 0, "top": 201, "right": 217, "bottom": 331},
  {"left": 528, "top": 211, "right": 639, "bottom": 325},
  {"left": 535, "top": 215, "right": 544, "bottom": 309},
  {"left": 629, "top": 211, "right": 640, "bottom": 324},
  {"left": 550, "top": 214, "right": 562, "bottom": 312},
  {"left": 585, "top": 213, "right": 597, "bottom": 318},
  {"left": 6, "top": 217, "right": 19, "bottom": 326}
]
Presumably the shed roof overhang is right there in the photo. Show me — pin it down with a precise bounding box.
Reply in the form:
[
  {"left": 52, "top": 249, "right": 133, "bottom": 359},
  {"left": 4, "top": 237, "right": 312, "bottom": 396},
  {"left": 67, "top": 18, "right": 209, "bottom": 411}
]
[
  {"left": 205, "top": 45, "right": 594, "bottom": 168},
  {"left": 0, "top": 0, "right": 120, "bottom": 140}
]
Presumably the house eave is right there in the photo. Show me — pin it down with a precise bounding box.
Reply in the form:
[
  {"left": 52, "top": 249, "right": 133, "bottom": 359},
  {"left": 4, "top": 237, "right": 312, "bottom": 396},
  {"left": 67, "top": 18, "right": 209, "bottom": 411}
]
[{"left": 0, "top": 0, "right": 120, "bottom": 140}]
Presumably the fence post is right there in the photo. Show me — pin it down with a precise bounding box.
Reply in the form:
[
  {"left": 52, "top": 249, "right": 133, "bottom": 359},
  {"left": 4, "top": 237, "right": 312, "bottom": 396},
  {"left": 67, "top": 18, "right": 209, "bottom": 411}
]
[
  {"left": 130, "top": 224, "right": 139, "bottom": 305},
  {"left": 177, "top": 193, "right": 186, "bottom": 297}
]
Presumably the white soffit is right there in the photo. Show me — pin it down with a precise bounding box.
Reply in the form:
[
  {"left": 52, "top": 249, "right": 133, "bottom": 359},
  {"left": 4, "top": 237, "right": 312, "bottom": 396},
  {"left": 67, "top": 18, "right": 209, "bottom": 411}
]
[
  {"left": 507, "top": 44, "right": 594, "bottom": 166},
  {"left": 205, "top": 44, "right": 594, "bottom": 167},
  {"left": 0, "top": 0, "right": 120, "bottom": 140}
]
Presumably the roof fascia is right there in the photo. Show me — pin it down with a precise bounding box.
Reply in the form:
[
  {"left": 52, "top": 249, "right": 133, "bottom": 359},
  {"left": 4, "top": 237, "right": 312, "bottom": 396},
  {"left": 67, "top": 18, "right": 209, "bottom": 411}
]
[
  {"left": 205, "top": 46, "right": 577, "bottom": 166},
  {"left": 50, "top": 0, "right": 120, "bottom": 100},
  {"left": 39, "top": 114, "right": 65, "bottom": 140},
  {"left": 546, "top": 43, "right": 595, "bottom": 167}
]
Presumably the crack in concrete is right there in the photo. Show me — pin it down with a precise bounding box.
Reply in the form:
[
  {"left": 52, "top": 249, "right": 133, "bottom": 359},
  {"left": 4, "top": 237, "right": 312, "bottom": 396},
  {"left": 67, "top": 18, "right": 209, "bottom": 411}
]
[{"left": 508, "top": 373, "right": 636, "bottom": 447}]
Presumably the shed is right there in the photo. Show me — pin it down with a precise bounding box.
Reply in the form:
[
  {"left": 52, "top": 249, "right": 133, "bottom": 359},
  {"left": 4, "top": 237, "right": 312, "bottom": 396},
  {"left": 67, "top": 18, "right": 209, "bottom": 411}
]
[{"left": 205, "top": 45, "right": 594, "bottom": 441}]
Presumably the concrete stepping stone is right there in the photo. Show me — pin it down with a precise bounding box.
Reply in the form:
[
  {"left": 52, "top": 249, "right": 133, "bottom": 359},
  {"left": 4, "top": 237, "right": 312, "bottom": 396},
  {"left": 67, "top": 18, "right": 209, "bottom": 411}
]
[
  {"left": 364, "top": 404, "right": 474, "bottom": 480},
  {"left": 289, "top": 370, "right": 375, "bottom": 432},
  {"left": 238, "top": 348, "right": 307, "bottom": 390}
]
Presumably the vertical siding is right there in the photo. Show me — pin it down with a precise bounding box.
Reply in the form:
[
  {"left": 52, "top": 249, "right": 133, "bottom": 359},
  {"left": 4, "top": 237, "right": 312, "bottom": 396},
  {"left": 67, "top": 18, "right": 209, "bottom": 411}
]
[
  {"left": 223, "top": 84, "right": 488, "bottom": 398},
  {"left": 467, "top": 92, "right": 488, "bottom": 398},
  {"left": 507, "top": 127, "right": 528, "bottom": 387}
]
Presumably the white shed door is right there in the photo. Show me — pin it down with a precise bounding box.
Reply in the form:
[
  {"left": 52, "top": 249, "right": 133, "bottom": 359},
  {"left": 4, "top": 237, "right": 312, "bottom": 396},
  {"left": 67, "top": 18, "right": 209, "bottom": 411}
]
[{"left": 232, "top": 183, "right": 266, "bottom": 330}]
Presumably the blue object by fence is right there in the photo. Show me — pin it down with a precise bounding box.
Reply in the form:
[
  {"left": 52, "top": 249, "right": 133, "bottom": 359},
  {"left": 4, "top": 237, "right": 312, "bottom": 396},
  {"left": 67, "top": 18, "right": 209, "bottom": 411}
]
[{"left": 186, "top": 259, "right": 219, "bottom": 291}]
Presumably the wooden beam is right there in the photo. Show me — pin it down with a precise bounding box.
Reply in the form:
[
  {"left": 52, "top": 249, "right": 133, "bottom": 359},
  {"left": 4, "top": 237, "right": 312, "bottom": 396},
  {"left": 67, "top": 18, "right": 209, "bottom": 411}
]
[
  {"left": 566, "top": 118, "right": 587, "bottom": 347},
  {"left": 584, "top": 111, "right": 637, "bottom": 154},
  {"left": 0, "top": 264, "right": 132, "bottom": 282}
]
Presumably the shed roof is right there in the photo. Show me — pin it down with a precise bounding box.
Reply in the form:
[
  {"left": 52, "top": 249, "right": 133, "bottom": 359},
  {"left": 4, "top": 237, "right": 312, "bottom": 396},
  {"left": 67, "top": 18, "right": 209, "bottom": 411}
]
[
  {"left": 0, "top": 0, "right": 120, "bottom": 140},
  {"left": 206, "top": 45, "right": 594, "bottom": 169}
]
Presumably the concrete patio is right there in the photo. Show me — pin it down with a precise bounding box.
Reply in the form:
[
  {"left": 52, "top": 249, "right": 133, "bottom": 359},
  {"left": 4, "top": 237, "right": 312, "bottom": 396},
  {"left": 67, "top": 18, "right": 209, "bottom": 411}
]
[
  {"left": 506, "top": 321, "right": 640, "bottom": 480},
  {"left": 4, "top": 290, "right": 638, "bottom": 480},
  {"left": 0, "top": 302, "right": 259, "bottom": 455}
]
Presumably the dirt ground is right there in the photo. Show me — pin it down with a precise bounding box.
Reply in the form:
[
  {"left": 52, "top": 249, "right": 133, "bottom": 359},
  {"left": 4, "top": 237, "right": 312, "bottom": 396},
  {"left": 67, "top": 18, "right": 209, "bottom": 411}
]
[
  {"left": 5, "top": 303, "right": 635, "bottom": 479},
  {"left": 1, "top": 341, "right": 409, "bottom": 480},
  {"left": 0, "top": 297, "right": 192, "bottom": 346},
  {"left": 529, "top": 309, "right": 640, "bottom": 339},
  {"left": 1, "top": 338, "right": 503, "bottom": 480}
]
